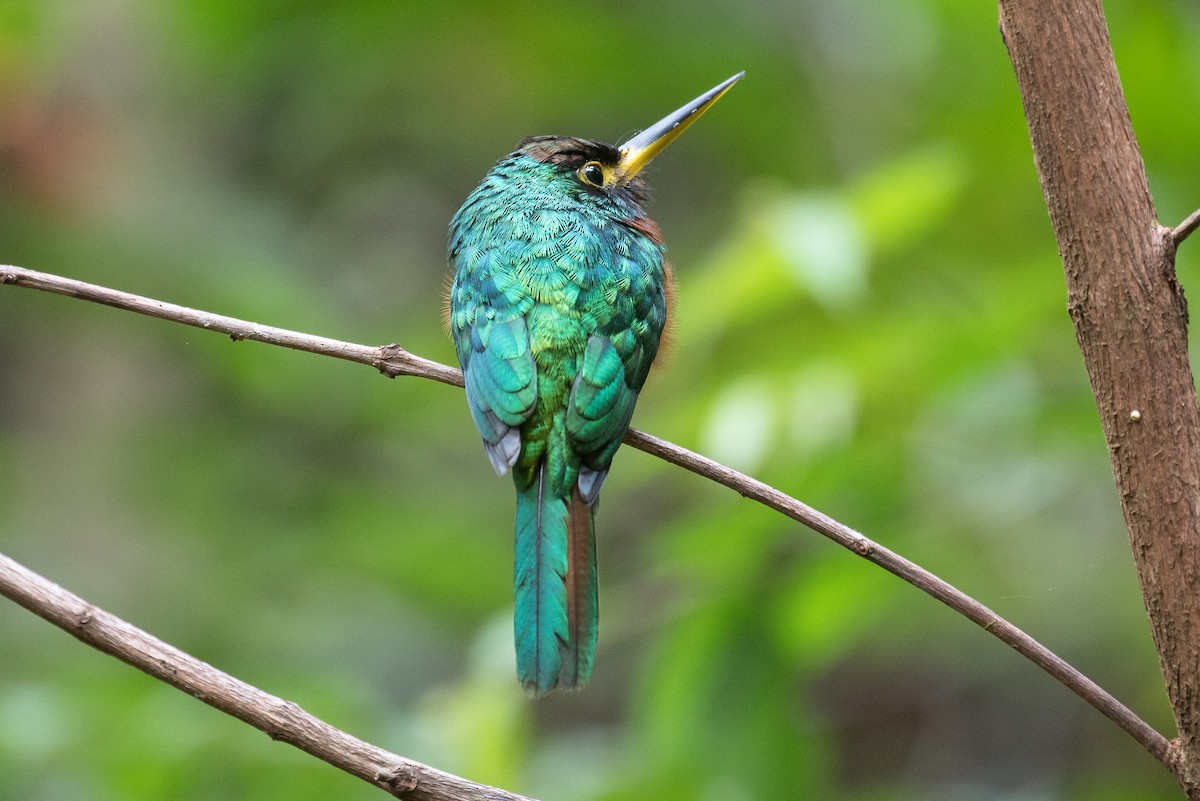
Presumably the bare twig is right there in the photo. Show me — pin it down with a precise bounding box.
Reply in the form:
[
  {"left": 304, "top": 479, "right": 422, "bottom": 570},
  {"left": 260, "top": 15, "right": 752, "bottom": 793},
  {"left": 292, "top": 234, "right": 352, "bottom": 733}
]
[
  {"left": 1174, "top": 208, "right": 1200, "bottom": 247},
  {"left": 0, "top": 552, "right": 537, "bottom": 801},
  {"left": 0, "top": 264, "right": 1172, "bottom": 769},
  {"left": 0, "top": 265, "right": 462, "bottom": 387}
]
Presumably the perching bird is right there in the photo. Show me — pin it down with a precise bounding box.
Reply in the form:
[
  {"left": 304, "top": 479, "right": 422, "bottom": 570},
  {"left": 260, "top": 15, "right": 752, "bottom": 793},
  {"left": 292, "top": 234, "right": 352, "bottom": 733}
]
[{"left": 447, "top": 73, "right": 742, "bottom": 696}]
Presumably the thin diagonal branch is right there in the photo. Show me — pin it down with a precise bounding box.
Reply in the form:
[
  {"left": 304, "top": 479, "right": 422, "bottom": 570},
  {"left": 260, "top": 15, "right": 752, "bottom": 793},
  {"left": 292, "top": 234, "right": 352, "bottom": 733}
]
[
  {"left": 625, "top": 428, "right": 1170, "bottom": 762},
  {"left": 1174, "top": 208, "right": 1200, "bottom": 247},
  {"left": 0, "top": 264, "right": 1172, "bottom": 769},
  {"left": 0, "top": 551, "right": 537, "bottom": 801}
]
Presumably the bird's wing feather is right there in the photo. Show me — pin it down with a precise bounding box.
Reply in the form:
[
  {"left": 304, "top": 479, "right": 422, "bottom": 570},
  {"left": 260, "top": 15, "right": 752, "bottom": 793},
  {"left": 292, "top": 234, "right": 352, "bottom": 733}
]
[
  {"left": 566, "top": 334, "right": 640, "bottom": 503},
  {"left": 458, "top": 314, "right": 538, "bottom": 474}
]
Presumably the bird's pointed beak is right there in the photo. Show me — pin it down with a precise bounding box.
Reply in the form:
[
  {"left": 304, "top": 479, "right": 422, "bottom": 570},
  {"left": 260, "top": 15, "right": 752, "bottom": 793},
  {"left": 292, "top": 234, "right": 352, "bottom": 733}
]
[{"left": 615, "top": 71, "right": 744, "bottom": 186}]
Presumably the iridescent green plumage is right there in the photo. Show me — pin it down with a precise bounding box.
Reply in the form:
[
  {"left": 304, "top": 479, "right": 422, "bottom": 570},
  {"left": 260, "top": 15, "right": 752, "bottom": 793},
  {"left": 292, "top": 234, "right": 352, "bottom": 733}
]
[{"left": 447, "top": 74, "right": 742, "bottom": 696}]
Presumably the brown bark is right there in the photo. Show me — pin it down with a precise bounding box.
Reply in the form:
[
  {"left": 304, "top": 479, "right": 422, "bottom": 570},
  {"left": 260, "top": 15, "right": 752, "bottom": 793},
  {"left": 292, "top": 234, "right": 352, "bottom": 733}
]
[
  {"left": 0, "top": 553, "right": 538, "bottom": 801},
  {"left": 1000, "top": 0, "right": 1200, "bottom": 794}
]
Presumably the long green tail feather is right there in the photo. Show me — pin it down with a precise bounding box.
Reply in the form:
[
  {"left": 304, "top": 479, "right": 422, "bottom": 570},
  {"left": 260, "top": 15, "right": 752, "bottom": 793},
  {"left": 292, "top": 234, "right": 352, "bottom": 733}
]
[{"left": 513, "top": 469, "right": 598, "bottom": 696}]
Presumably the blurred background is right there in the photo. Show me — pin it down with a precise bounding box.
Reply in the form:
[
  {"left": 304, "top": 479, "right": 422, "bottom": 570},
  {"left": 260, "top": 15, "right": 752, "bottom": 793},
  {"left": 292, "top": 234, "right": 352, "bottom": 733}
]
[{"left": 1, "top": 1, "right": 1198, "bottom": 799}]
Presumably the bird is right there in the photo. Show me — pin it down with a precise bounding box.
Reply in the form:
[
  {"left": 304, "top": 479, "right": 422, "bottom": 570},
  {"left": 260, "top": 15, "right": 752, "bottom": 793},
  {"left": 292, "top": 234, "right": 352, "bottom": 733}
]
[{"left": 447, "top": 73, "right": 743, "bottom": 696}]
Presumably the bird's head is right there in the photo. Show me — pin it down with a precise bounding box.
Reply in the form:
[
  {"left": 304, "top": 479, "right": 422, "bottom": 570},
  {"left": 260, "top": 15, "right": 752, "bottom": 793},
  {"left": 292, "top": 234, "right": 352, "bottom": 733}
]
[
  {"left": 450, "top": 72, "right": 742, "bottom": 250},
  {"left": 508, "top": 72, "right": 744, "bottom": 214}
]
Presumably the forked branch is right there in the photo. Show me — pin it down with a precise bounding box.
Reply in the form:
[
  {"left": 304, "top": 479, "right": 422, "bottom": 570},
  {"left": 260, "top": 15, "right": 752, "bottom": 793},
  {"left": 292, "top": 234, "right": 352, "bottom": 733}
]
[{"left": 0, "top": 264, "right": 1173, "bottom": 782}]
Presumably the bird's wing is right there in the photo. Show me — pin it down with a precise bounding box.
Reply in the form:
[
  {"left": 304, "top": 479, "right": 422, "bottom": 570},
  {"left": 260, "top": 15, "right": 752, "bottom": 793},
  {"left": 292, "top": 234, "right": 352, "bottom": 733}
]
[
  {"left": 456, "top": 313, "right": 538, "bottom": 475},
  {"left": 565, "top": 333, "right": 643, "bottom": 504}
]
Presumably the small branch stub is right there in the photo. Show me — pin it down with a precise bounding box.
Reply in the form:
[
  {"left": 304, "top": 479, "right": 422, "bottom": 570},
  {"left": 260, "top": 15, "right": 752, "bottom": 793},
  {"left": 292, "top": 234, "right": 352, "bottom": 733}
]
[{"left": 1175, "top": 209, "right": 1200, "bottom": 247}]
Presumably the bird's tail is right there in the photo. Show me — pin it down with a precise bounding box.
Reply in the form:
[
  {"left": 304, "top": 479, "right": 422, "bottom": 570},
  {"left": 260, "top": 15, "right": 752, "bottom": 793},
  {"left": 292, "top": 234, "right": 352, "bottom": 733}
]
[{"left": 513, "top": 466, "right": 597, "bottom": 697}]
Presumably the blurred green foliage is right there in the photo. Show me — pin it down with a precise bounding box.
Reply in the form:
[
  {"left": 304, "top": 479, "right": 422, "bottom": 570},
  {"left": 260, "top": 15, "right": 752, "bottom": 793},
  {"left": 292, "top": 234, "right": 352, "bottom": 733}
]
[{"left": 1, "top": 1, "right": 1198, "bottom": 799}]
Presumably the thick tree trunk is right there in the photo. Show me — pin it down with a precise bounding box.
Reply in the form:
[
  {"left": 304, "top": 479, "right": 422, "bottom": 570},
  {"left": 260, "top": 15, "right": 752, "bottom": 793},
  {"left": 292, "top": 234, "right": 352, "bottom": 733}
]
[{"left": 999, "top": 0, "right": 1200, "bottom": 795}]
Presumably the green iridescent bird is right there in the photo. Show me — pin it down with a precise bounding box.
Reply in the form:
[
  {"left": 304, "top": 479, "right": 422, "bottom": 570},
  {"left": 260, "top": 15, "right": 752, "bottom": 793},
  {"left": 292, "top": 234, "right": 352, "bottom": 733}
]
[{"left": 447, "top": 73, "right": 742, "bottom": 696}]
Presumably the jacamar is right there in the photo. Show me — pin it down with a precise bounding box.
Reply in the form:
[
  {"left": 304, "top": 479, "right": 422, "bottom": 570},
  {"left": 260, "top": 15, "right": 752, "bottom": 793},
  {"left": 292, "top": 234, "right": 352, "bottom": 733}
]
[{"left": 447, "top": 73, "right": 742, "bottom": 696}]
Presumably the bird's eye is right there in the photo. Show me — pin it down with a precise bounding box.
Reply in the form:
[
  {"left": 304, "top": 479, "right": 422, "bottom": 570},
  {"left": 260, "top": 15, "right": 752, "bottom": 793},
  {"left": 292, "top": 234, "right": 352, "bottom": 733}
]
[{"left": 579, "top": 161, "right": 606, "bottom": 188}]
